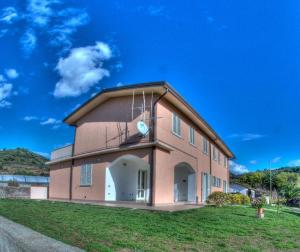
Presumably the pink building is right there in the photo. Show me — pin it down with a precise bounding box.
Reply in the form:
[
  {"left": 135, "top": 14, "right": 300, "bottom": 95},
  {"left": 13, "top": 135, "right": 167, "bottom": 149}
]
[{"left": 47, "top": 81, "right": 234, "bottom": 206}]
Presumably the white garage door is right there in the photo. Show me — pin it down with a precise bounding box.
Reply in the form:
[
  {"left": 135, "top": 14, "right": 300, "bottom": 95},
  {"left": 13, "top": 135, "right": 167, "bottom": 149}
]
[{"left": 30, "top": 186, "right": 48, "bottom": 199}]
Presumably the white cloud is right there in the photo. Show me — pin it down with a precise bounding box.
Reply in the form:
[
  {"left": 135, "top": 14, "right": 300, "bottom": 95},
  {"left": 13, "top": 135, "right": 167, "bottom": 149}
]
[
  {"left": 227, "top": 133, "right": 265, "bottom": 141},
  {"left": 54, "top": 42, "right": 112, "bottom": 98},
  {"left": 1, "top": 1, "right": 90, "bottom": 55},
  {"left": 20, "top": 29, "right": 37, "bottom": 56},
  {"left": 5, "top": 69, "right": 19, "bottom": 79},
  {"left": 288, "top": 159, "right": 300, "bottom": 166},
  {"left": 40, "top": 118, "right": 60, "bottom": 125},
  {"left": 0, "top": 75, "right": 6, "bottom": 82},
  {"left": 249, "top": 160, "right": 257, "bottom": 165},
  {"left": 230, "top": 161, "right": 249, "bottom": 175},
  {"left": 116, "top": 82, "right": 123, "bottom": 87},
  {"left": 0, "top": 7, "right": 18, "bottom": 24},
  {"left": 0, "top": 29, "right": 8, "bottom": 38},
  {"left": 23, "top": 116, "right": 38, "bottom": 121},
  {"left": 0, "top": 83, "right": 13, "bottom": 108},
  {"left": 26, "top": 0, "right": 59, "bottom": 27},
  {"left": 147, "top": 5, "right": 165, "bottom": 16},
  {"left": 49, "top": 8, "right": 89, "bottom": 50},
  {"left": 40, "top": 118, "right": 62, "bottom": 129},
  {"left": 271, "top": 156, "right": 281, "bottom": 164}
]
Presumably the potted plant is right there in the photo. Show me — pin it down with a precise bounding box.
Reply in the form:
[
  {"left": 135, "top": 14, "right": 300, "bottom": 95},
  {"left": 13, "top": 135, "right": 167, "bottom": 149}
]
[{"left": 251, "top": 197, "right": 266, "bottom": 218}]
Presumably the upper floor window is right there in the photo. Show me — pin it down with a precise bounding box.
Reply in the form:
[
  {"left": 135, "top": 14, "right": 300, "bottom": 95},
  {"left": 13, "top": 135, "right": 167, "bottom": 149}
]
[
  {"left": 172, "top": 113, "right": 181, "bottom": 137},
  {"left": 202, "top": 137, "right": 208, "bottom": 154},
  {"left": 80, "top": 163, "right": 92, "bottom": 186},
  {"left": 218, "top": 151, "right": 221, "bottom": 164},
  {"left": 189, "top": 127, "right": 195, "bottom": 145},
  {"left": 224, "top": 156, "right": 227, "bottom": 168},
  {"left": 213, "top": 146, "right": 217, "bottom": 161}
]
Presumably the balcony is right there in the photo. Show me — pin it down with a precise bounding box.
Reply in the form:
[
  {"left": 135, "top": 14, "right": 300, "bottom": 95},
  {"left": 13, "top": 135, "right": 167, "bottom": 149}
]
[{"left": 50, "top": 144, "right": 73, "bottom": 161}]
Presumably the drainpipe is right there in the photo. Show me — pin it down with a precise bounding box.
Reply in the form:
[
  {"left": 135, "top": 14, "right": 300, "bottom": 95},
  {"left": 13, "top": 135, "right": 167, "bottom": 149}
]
[
  {"left": 148, "top": 88, "right": 169, "bottom": 206},
  {"left": 69, "top": 126, "right": 77, "bottom": 201}
]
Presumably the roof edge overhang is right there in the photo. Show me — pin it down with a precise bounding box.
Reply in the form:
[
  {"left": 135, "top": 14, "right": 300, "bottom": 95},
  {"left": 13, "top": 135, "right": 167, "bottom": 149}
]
[{"left": 63, "top": 81, "right": 235, "bottom": 158}]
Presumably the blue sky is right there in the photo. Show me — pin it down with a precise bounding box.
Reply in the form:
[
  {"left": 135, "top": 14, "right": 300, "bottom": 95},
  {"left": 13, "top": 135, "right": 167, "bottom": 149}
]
[{"left": 0, "top": 0, "right": 299, "bottom": 174}]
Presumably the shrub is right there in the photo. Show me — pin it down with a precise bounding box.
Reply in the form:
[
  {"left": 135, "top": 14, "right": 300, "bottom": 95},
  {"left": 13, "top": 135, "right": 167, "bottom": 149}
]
[
  {"left": 241, "top": 195, "right": 251, "bottom": 205},
  {"left": 226, "top": 193, "right": 250, "bottom": 205},
  {"left": 8, "top": 180, "right": 19, "bottom": 187},
  {"left": 206, "top": 192, "right": 227, "bottom": 207},
  {"left": 251, "top": 196, "right": 266, "bottom": 209}
]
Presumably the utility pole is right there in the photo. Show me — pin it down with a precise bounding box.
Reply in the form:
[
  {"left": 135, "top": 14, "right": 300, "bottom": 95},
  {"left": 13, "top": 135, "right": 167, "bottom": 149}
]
[{"left": 269, "top": 160, "right": 272, "bottom": 205}]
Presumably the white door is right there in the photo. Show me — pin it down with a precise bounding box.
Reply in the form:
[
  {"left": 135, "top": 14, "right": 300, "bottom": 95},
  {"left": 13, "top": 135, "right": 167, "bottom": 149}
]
[
  {"left": 105, "top": 167, "right": 116, "bottom": 201},
  {"left": 137, "top": 170, "right": 147, "bottom": 201},
  {"left": 187, "top": 173, "right": 196, "bottom": 202}
]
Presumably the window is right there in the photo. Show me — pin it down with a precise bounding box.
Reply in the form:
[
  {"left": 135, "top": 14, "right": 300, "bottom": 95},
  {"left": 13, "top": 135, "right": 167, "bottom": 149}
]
[
  {"left": 80, "top": 163, "right": 92, "bottom": 186},
  {"left": 212, "top": 176, "right": 221, "bottom": 188},
  {"left": 224, "top": 156, "right": 227, "bottom": 168},
  {"left": 223, "top": 180, "right": 227, "bottom": 193},
  {"left": 217, "top": 178, "right": 221, "bottom": 187},
  {"left": 218, "top": 151, "right": 221, "bottom": 164},
  {"left": 172, "top": 113, "right": 181, "bottom": 136},
  {"left": 202, "top": 137, "right": 208, "bottom": 154},
  {"left": 189, "top": 127, "right": 195, "bottom": 145},
  {"left": 213, "top": 146, "right": 217, "bottom": 160}
]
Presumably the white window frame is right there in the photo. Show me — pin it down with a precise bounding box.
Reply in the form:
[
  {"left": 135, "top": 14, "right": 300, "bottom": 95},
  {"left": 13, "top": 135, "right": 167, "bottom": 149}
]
[
  {"left": 223, "top": 180, "right": 227, "bottom": 192},
  {"left": 189, "top": 126, "right": 195, "bottom": 145},
  {"left": 202, "top": 137, "right": 208, "bottom": 155},
  {"left": 213, "top": 146, "right": 217, "bottom": 161},
  {"left": 80, "top": 163, "right": 92, "bottom": 186},
  {"left": 218, "top": 151, "right": 221, "bottom": 164},
  {"left": 224, "top": 156, "right": 227, "bottom": 168},
  {"left": 172, "top": 113, "right": 181, "bottom": 137}
]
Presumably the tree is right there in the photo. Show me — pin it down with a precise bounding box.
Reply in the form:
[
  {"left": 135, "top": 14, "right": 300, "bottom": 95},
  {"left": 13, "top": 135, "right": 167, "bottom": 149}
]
[
  {"left": 275, "top": 172, "right": 298, "bottom": 191},
  {"left": 281, "top": 183, "right": 300, "bottom": 201}
]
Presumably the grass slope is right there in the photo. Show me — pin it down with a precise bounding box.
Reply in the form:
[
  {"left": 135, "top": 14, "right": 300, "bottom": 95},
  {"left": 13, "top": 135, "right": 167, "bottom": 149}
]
[
  {"left": 0, "top": 148, "right": 49, "bottom": 176},
  {"left": 0, "top": 200, "right": 299, "bottom": 252}
]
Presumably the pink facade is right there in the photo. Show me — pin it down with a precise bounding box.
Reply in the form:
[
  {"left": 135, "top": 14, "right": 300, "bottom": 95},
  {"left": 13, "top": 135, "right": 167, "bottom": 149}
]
[{"left": 48, "top": 82, "right": 233, "bottom": 205}]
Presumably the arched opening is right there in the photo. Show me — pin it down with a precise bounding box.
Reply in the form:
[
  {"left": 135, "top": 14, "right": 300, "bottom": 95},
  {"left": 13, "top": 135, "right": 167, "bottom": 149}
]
[
  {"left": 105, "top": 155, "right": 150, "bottom": 202},
  {"left": 174, "top": 162, "right": 196, "bottom": 202}
]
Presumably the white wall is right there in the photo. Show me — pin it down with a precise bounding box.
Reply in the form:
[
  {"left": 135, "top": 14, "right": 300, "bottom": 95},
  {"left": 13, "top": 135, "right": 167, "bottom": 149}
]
[
  {"left": 30, "top": 186, "right": 48, "bottom": 199},
  {"left": 105, "top": 155, "right": 149, "bottom": 202}
]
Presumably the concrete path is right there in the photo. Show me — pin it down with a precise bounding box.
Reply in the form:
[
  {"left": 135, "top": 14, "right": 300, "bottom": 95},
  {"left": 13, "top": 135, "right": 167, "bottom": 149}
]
[
  {"left": 0, "top": 216, "right": 84, "bottom": 252},
  {"left": 51, "top": 199, "right": 202, "bottom": 212}
]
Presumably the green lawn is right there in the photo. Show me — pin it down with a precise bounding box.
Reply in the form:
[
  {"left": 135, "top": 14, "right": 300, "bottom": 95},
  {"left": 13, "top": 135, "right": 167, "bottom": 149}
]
[{"left": 0, "top": 200, "right": 299, "bottom": 252}]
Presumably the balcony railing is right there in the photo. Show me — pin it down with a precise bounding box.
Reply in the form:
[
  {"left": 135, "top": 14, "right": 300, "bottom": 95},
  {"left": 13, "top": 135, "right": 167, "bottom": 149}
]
[{"left": 50, "top": 144, "right": 73, "bottom": 161}]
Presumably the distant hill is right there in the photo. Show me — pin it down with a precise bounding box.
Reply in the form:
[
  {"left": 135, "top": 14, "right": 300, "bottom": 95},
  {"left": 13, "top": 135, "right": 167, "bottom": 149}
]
[
  {"left": 0, "top": 148, "right": 49, "bottom": 176},
  {"left": 230, "top": 166, "right": 300, "bottom": 190}
]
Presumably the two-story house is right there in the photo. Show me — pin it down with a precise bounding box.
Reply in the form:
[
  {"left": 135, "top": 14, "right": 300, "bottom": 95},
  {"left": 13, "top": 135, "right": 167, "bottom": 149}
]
[{"left": 47, "top": 81, "right": 234, "bottom": 206}]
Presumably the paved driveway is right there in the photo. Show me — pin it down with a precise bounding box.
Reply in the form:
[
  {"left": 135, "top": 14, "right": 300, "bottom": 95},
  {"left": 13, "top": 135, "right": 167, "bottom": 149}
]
[{"left": 0, "top": 216, "right": 84, "bottom": 252}]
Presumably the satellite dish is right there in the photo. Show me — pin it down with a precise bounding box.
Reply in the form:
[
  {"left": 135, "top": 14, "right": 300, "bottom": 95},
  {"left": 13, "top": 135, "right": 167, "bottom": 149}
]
[{"left": 137, "top": 121, "right": 149, "bottom": 136}]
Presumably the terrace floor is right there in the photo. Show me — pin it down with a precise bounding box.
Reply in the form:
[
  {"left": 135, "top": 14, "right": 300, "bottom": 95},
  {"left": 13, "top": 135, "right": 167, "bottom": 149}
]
[{"left": 49, "top": 199, "right": 202, "bottom": 212}]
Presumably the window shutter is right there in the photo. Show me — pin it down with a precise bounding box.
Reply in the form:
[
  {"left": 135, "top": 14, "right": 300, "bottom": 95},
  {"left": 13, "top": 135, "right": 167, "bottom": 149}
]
[{"left": 87, "top": 164, "right": 92, "bottom": 185}]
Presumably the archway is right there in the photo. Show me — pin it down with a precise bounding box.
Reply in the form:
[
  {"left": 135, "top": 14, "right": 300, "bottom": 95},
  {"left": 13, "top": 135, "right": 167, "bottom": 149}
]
[
  {"left": 105, "top": 155, "right": 150, "bottom": 202},
  {"left": 174, "top": 162, "right": 196, "bottom": 202}
]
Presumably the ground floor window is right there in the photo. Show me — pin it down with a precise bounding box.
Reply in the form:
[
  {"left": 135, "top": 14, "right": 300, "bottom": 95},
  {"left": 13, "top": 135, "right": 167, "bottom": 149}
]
[{"left": 80, "top": 164, "right": 92, "bottom": 186}]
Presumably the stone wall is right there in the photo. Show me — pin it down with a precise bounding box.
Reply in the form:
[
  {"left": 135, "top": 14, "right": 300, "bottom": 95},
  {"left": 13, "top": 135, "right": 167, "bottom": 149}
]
[{"left": 0, "top": 186, "right": 30, "bottom": 199}]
